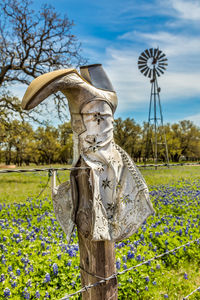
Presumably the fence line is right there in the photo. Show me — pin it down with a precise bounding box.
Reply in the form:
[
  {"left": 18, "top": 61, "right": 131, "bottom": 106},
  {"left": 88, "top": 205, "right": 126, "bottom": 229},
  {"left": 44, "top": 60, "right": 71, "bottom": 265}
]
[
  {"left": 0, "top": 166, "right": 90, "bottom": 174},
  {"left": 60, "top": 238, "right": 200, "bottom": 300},
  {"left": 0, "top": 162, "right": 199, "bottom": 174},
  {"left": 183, "top": 286, "right": 200, "bottom": 299}
]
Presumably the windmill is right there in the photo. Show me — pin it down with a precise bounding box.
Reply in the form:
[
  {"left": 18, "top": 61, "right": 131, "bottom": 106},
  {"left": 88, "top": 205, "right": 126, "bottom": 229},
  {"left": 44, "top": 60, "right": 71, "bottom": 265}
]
[{"left": 138, "top": 48, "right": 169, "bottom": 167}]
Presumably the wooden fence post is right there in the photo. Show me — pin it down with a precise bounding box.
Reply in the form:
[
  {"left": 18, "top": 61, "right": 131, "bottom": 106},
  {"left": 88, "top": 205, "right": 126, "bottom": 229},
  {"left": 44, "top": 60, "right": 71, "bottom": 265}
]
[
  {"left": 73, "top": 166, "right": 118, "bottom": 300},
  {"left": 78, "top": 232, "right": 118, "bottom": 300}
]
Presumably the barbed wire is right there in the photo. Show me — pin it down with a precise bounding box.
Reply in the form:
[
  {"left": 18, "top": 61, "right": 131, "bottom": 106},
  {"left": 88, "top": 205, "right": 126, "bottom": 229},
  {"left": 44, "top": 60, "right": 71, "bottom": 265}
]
[
  {"left": 183, "top": 285, "right": 200, "bottom": 299},
  {"left": 0, "top": 166, "right": 90, "bottom": 174},
  {"left": 0, "top": 162, "right": 199, "bottom": 174},
  {"left": 60, "top": 238, "right": 200, "bottom": 300}
]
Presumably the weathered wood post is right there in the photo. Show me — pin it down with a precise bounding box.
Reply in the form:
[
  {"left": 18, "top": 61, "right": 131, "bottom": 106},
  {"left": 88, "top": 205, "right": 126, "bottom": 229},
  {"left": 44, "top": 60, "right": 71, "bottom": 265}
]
[{"left": 22, "top": 64, "right": 155, "bottom": 300}]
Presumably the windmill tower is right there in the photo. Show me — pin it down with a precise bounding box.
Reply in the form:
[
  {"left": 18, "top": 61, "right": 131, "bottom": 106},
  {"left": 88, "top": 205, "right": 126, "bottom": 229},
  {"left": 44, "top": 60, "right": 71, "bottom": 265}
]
[{"left": 138, "top": 48, "right": 169, "bottom": 167}]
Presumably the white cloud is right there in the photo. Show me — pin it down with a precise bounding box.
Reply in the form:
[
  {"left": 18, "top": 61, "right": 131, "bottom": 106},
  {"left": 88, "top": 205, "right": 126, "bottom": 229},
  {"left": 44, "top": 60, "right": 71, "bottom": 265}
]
[
  {"left": 170, "top": 0, "right": 200, "bottom": 21},
  {"left": 184, "top": 113, "right": 200, "bottom": 126}
]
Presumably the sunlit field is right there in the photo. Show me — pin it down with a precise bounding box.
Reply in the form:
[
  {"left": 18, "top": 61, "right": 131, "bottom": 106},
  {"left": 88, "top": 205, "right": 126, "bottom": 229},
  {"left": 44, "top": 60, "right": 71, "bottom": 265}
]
[{"left": 0, "top": 165, "right": 200, "bottom": 299}]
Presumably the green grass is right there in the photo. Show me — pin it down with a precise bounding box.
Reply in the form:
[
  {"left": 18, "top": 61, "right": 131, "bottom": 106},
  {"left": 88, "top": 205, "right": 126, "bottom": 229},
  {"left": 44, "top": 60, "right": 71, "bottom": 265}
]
[
  {"left": 0, "top": 165, "right": 200, "bottom": 299},
  {"left": 0, "top": 164, "right": 70, "bottom": 203},
  {"left": 1, "top": 165, "right": 199, "bottom": 203}
]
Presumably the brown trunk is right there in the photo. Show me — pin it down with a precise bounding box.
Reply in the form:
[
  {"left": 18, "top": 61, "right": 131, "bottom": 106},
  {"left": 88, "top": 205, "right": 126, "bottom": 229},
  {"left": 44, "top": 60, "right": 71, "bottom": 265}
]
[{"left": 78, "top": 232, "right": 118, "bottom": 300}]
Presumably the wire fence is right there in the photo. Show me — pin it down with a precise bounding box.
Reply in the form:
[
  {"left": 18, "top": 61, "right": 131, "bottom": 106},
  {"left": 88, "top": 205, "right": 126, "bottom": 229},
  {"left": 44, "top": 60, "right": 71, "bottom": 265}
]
[
  {"left": 59, "top": 238, "right": 200, "bottom": 300},
  {"left": 1, "top": 165, "right": 200, "bottom": 299}
]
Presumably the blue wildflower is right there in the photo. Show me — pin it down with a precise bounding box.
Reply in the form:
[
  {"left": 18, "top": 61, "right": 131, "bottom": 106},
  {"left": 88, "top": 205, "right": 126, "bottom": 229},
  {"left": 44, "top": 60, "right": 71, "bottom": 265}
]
[
  {"left": 145, "top": 276, "right": 150, "bottom": 282},
  {"left": 35, "top": 290, "right": 40, "bottom": 298},
  {"left": 116, "top": 258, "right": 121, "bottom": 270},
  {"left": 4, "top": 288, "right": 11, "bottom": 298},
  {"left": 44, "top": 273, "right": 51, "bottom": 283},
  {"left": 52, "top": 263, "right": 58, "bottom": 275},
  {"left": 0, "top": 274, "right": 5, "bottom": 282},
  {"left": 184, "top": 273, "right": 188, "bottom": 280}
]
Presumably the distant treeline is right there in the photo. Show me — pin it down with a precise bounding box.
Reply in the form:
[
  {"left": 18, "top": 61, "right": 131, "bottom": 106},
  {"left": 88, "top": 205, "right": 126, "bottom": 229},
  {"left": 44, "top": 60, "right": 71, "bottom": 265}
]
[{"left": 0, "top": 118, "right": 200, "bottom": 166}]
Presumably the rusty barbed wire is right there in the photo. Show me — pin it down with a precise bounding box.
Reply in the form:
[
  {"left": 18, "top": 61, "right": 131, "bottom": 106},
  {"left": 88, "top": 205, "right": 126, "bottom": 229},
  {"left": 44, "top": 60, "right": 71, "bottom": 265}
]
[{"left": 59, "top": 238, "right": 200, "bottom": 300}]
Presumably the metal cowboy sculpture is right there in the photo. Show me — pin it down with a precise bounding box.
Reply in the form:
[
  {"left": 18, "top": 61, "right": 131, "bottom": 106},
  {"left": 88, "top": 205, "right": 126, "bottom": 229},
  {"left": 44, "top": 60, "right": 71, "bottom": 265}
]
[{"left": 22, "top": 64, "right": 155, "bottom": 243}]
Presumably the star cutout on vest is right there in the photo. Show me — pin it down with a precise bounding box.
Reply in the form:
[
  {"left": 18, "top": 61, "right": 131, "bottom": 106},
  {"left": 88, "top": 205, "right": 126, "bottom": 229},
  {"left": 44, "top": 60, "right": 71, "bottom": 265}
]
[{"left": 102, "top": 178, "right": 111, "bottom": 189}]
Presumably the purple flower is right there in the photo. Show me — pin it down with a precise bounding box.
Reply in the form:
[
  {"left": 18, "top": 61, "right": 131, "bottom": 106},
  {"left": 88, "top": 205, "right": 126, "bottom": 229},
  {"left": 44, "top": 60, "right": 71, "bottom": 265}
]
[
  {"left": 66, "top": 260, "right": 72, "bottom": 267},
  {"left": 145, "top": 276, "right": 150, "bottom": 283},
  {"left": 44, "top": 292, "right": 50, "bottom": 298},
  {"left": 184, "top": 273, "right": 188, "bottom": 280},
  {"left": 164, "top": 294, "right": 169, "bottom": 298},
  {"left": 127, "top": 251, "right": 134, "bottom": 259},
  {"left": 116, "top": 259, "right": 121, "bottom": 270},
  {"left": 52, "top": 263, "right": 58, "bottom": 275},
  {"left": 152, "top": 281, "right": 157, "bottom": 285},
  {"left": 44, "top": 273, "right": 51, "bottom": 283},
  {"left": 0, "top": 274, "right": 5, "bottom": 282},
  {"left": 16, "top": 269, "right": 21, "bottom": 276},
  {"left": 4, "top": 288, "right": 11, "bottom": 298},
  {"left": 35, "top": 290, "right": 40, "bottom": 298}
]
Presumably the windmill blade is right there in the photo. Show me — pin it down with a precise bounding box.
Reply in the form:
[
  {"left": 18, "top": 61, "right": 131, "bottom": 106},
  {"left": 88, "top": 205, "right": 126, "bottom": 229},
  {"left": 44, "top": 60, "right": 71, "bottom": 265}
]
[
  {"left": 153, "top": 48, "right": 159, "bottom": 57},
  {"left": 149, "top": 48, "right": 154, "bottom": 57},
  {"left": 159, "top": 58, "right": 168, "bottom": 62},
  {"left": 155, "top": 68, "right": 161, "bottom": 77},
  {"left": 144, "top": 49, "right": 151, "bottom": 58},
  {"left": 156, "top": 50, "right": 163, "bottom": 59},
  {"left": 138, "top": 64, "right": 147, "bottom": 69},
  {"left": 140, "top": 66, "right": 148, "bottom": 74},
  {"left": 158, "top": 53, "right": 166, "bottom": 60},
  {"left": 157, "top": 67, "right": 164, "bottom": 74},
  {"left": 158, "top": 62, "right": 168, "bottom": 66},
  {"left": 144, "top": 67, "right": 150, "bottom": 77},
  {"left": 158, "top": 65, "right": 167, "bottom": 70},
  {"left": 138, "top": 55, "right": 147, "bottom": 62},
  {"left": 138, "top": 60, "right": 147, "bottom": 65},
  {"left": 148, "top": 69, "right": 153, "bottom": 78},
  {"left": 141, "top": 52, "right": 149, "bottom": 60}
]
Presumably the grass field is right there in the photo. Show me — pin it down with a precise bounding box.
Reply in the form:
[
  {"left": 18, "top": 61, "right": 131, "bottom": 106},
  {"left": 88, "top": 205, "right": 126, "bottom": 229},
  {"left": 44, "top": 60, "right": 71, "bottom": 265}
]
[
  {"left": 0, "top": 164, "right": 199, "bottom": 203},
  {"left": 0, "top": 165, "right": 200, "bottom": 299}
]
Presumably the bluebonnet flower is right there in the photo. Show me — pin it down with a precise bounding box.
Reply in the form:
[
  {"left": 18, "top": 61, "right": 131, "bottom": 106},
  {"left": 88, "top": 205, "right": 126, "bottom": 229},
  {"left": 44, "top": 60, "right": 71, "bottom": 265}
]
[
  {"left": 7, "top": 266, "right": 12, "bottom": 272},
  {"left": 70, "top": 281, "right": 76, "bottom": 287},
  {"left": 66, "top": 260, "right": 72, "bottom": 267},
  {"left": 149, "top": 233, "right": 153, "bottom": 239},
  {"left": 123, "top": 264, "right": 127, "bottom": 269},
  {"left": 145, "top": 286, "right": 148, "bottom": 291},
  {"left": 127, "top": 251, "right": 134, "bottom": 259},
  {"left": 116, "top": 258, "right": 121, "bottom": 270},
  {"left": 35, "top": 290, "right": 40, "bottom": 298},
  {"left": 57, "top": 254, "right": 62, "bottom": 260},
  {"left": 52, "top": 263, "right": 58, "bottom": 275},
  {"left": 11, "top": 281, "right": 17, "bottom": 288},
  {"left": 164, "top": 294, "right": 169, "bottom": 298},
  {"left": 152, "top": 281, "right": 157, "bottom": 285},
  {"left": 145, "top": 276, "right": 150, "bottom": 282},
  {"left": 16, "top": 269, "right": 21, "bottom": 276},
  {"left": 0, "top": 274, "right": 5, "bottom": 282},
  {"left": 122, "top": 255, "right": 127, "bottom": 262},
  {"left": 184, "top": 273, "right": 188, "bottom": 280},
  {"left": 44, "top": 292, "right": 50, "bottom": 298},
  {"left": 44, "top": 273, "right": 51, "bottom": 283},
  {"left": 4, "top": 287, "right": 11, "bottom": 298}
]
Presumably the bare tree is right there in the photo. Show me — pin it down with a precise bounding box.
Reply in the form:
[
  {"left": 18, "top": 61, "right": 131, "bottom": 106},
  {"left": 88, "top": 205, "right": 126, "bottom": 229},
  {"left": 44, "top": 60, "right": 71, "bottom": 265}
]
[{"left": 0, "top": 0, "right": 86, "bottom": 121}]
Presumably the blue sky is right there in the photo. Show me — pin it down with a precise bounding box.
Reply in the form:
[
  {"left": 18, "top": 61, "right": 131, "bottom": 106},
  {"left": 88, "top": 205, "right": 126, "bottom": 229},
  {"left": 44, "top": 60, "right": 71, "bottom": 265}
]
[{"left": 15, "top": 0, "right": 200, "bottom": 126}]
